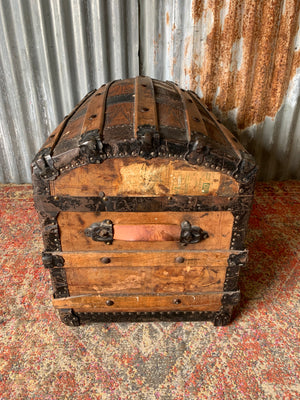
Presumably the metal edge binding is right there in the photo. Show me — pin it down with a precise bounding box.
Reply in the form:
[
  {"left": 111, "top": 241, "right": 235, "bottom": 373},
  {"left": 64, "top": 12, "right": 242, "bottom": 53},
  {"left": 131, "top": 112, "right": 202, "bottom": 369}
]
[
  {"left": 58, "top": 309, "right": 233, "bottom": 326},
  {"left": 59, "top": 309, "right": 80, "bottom": 327},
  {"left": 32, "top": 89, "right": 97, "bottom": 181},
  {"left": 223, "top": 251, "right": 248, "bottom": 292},
  {"left": 42, "top": 253, "right": 65, "bottom": 268}
]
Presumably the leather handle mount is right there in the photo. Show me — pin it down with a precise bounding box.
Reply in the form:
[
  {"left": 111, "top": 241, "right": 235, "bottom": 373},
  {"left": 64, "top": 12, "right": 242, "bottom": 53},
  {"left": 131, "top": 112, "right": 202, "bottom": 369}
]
[{"left": 84, "top": 220, "right": 209, "bottom": 246}]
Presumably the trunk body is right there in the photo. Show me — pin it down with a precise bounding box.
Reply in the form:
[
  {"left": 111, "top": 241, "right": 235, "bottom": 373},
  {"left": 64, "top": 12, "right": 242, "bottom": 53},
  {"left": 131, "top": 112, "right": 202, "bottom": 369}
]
[{"left": 32, "top": 77, "right": 257, "bottom": 326}]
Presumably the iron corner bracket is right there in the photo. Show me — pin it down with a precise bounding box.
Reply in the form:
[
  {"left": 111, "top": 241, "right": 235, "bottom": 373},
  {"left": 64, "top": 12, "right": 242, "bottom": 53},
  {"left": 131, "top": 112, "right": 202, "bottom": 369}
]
[
  {"left": 58, "top": 309, "right": 80, "bottom": 327},
  {"left": 32, "top": 148, "right": 59, "bottom": 181}
]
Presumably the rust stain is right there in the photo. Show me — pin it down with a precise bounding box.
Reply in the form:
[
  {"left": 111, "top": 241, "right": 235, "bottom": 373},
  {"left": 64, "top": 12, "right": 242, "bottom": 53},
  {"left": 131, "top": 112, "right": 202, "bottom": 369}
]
[
  {"left": 184, "top": 36, "right": 192, "bottom": 58},
  {"left": 192, "top": 0, "right": 205, "bottom": 23},
  {"left": 189, "top": 0, "right": 300, "bottom": 129},
  {"left": 166, "top": 11, "right": 170, "bottom": 26},
  {"left": 291, "top": 49, "right": 300, "bottom": 79}
]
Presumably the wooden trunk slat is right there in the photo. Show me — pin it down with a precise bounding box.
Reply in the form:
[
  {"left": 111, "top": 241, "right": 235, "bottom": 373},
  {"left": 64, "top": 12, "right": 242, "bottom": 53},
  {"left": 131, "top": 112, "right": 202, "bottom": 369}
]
[
  {"left": 134, "top": 76, "right": 158, "bottom": 137},
  {"left": 173, "top": 83, "right": 208, "bottom": 140},
  {"left": 58, "top": 250, "right": 233, "bottom": 268},
  {"left": 53, "top": 293, "right": 223, "bottom": 312},
  {"left": 65, "top": 264, "right": 227, "bottom": 295},
  {"left": 57, "top": 211, "right": 234, "bottom": 251},
  {"left": 37, "top": 90, "right": 96, "bottom": 156},
  {"left": 80, "top": 82, "right": 113, "bottom": 139},
  {"left": 50, "top": 158, "right": 239, "bottom": 197}
]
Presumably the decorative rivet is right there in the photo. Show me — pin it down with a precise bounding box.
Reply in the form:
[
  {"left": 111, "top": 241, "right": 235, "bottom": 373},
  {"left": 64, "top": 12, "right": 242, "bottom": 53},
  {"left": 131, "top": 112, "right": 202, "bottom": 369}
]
[
  {"left": 54, "top": 196, "right": 59, "bottom": 200},
  {"left": 102, "top": 196, "right": 107, "bottom": 201},
  {"left": 150, "top": 152, "right": 155, "bottom": 156},
  {"left": 105, "top": 241, "right": 112, "bottom": 245},
  {"left": 168, "top": 196, "right": 172, "bottom": 200},
  {"left": 175, "top": 256, "right": 185, "bottom": 263},
  {"left": 173, "top": 299, "right": 182, "bottom": 305},
  {"left": 140, "top": 151, "right": 144, "bottom": 155},
  {"left": 101, "top": 257, "right": 111, "bottom": 264},
  {"left": 106, "top": 300, "right": 114, "bottom": 306}
]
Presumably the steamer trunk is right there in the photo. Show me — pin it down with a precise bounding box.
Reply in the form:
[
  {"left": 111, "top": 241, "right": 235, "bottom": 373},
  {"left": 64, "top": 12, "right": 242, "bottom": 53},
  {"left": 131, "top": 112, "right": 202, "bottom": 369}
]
[{"left": 32, "top": 77, "right": 257, "bottom": 326}]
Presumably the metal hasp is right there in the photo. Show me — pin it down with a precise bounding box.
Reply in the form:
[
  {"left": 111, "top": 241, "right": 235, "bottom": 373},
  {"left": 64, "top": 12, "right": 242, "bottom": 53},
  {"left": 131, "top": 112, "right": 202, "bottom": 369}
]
[
  {"left": 180, "top": 220, "right": 209, "bottom": 245},
  {"left": 84, "top": 220, "right": 113, "bottom": 244}
]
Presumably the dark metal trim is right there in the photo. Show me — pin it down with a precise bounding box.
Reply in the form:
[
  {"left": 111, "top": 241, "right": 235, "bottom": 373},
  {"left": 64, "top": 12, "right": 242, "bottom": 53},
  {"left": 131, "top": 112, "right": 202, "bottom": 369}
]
[
  {"left": 223, "top": 251, "right": 248, "bottom": 291},
  {"left": 40, "top": 214, "right": 61, "bottom": 252},
  {"left": 180, "top": 220, "right": 209, "bottom": 245},
  {"left": 58, "top": 309, "right": 80, "bottom": 326},
  {"left": 38, "top": 193, "right": 253, "bottom": 214},
  {"left": 84, "top": 219, "right": 113, "bottom": 244},
  {"left": 222, "top": 291, "right": 241, "bottom": 306},
  {"left": 213, "top": 305, "right": 233, "bottom": 326},
  {"left": 49, "top": 268, "right": 69, "bottom": 299},
  {"left": 58, "top": 309, "right": 233, "bottom": 326},
  {"left": 230, "top": 208, "right": 252, "bottom": 250},
  {"left": 42, "top": 253, "right": 65, "bottom": 268},
  {"left": 32, "top": 89, "right": 96, "bottom": 181}
]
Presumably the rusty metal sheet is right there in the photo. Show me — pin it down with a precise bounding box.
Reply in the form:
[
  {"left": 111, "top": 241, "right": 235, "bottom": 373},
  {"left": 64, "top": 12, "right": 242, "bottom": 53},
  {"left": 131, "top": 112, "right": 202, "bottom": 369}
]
[{"left": 140, "top": 0, "right": 300, "bottom": 179}]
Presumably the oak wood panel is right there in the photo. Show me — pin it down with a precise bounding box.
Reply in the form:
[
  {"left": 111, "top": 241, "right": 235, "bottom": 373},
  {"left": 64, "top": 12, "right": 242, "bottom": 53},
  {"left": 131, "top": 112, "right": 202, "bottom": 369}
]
[
  {"left": 57, "top": 250, "right": 232, "bottom": 268},
  {"left": 57, "top": 211, "right": 234, "bottom": 251},
  {"left": 50, "top": 158, "right": 239, "bottom": 197},
  {"left": 53, "top": 293, "right": 223, "bottom": 312},
  {"left": 65, "top": 264, "right": 227, "bottom": 296}
]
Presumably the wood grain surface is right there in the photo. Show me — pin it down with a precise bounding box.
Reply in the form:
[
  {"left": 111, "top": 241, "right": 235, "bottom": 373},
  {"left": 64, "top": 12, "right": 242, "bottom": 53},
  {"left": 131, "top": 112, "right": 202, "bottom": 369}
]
[
  {"left": 51, "top": 158, "right": 239, "bottom": 197},
  {"left": 57, "top": 211, "right": 234, "bottom": 251},
  {"left": 65, "top": 264, "right": 227, "bottom": 295},
  {"left": 57, "top": 250, "right": 233, "bottom": 268},
  {"left": 52, "top": 292, "right": 223, "bottom": 312}
]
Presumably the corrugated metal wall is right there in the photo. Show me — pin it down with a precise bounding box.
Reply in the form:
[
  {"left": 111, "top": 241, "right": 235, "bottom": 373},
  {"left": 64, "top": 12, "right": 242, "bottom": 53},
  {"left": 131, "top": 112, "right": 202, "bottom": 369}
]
[{"left": 0, "top": 0, "right": 299, "bottom": 183}]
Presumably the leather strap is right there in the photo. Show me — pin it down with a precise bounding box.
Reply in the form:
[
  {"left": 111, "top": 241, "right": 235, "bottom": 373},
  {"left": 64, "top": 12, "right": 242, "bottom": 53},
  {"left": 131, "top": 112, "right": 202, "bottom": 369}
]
[{"left": 114, "top": 224, "right": 181, "bottom": 242}]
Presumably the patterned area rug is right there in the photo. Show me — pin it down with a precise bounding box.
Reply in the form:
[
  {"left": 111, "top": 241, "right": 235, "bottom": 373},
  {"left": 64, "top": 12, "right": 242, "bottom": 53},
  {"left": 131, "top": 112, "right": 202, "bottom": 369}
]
[{"left": 0, "top": 182, "right": 299, "bottom": 399}]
